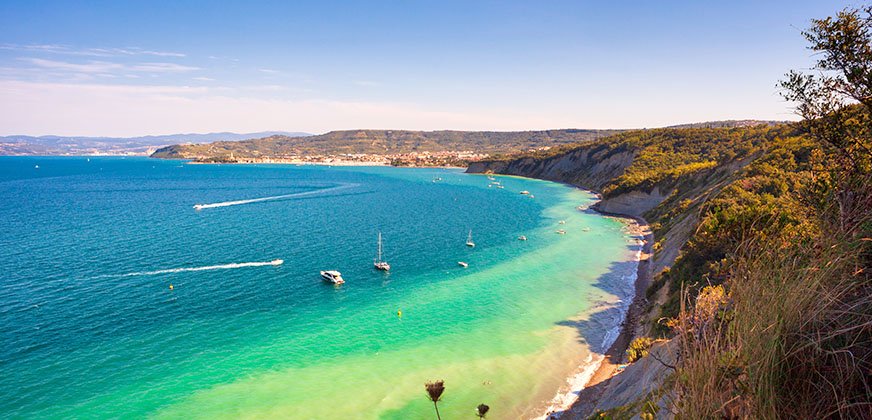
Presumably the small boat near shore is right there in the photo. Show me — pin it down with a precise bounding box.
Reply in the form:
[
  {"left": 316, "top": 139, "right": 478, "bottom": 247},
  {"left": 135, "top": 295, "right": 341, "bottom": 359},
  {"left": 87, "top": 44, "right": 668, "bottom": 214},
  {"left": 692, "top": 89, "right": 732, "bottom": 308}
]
[
  {"left": 466, "top": 230, "right": 476, "bottom": 247},
  {"left": 458, "top": 261, "right": 468, "bottom": 268},
  {"left": 518, "top": 235, "right": 527, "bottom": 241},
  {"left": 520, "top": 190, "right": 530, "bottom": 195},
  {"left": 320, "top": 270, "right": 345, "bottom": 284},
  {"left": 556, "top": 229, "right": 566, "bottom": 235}
]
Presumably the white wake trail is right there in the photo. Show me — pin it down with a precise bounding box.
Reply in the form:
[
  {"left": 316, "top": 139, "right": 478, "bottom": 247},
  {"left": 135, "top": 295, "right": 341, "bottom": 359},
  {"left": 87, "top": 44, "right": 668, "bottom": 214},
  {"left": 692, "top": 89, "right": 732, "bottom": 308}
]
[
  {"left": 193, "top": 183, "right": 357, "bottom": 210},
  {"left": 92, "top": 259, "right": 283, "bottom": 279}
]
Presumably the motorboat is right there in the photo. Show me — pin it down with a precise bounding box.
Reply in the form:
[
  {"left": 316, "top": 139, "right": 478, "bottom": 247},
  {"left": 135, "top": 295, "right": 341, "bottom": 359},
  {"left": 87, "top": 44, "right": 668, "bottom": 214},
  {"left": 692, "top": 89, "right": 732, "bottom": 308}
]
[
  {"left": 466, "top": 230, "right": 476, "bottom": 247},
  {"left": 320, "top": 270, "right": 345, "bottom": 284},
  {"left": 458, "top": 261, "right": 468, "bottom": 268}
]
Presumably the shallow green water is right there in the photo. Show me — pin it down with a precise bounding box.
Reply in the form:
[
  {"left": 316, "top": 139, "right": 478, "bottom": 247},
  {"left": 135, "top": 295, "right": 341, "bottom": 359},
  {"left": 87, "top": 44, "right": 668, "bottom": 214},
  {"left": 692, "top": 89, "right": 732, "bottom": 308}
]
[{"left": 0, "top": 157, "right": 640, "bottom": 418}]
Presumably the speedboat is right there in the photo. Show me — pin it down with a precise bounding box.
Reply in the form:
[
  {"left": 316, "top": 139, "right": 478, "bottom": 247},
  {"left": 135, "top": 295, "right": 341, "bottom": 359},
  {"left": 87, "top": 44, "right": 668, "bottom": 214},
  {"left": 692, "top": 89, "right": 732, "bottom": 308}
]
[
  {"left": 270, "top": 259, "right": 284, "bottom": 265},
  {"left": 556, "top": 229, "right": 566, "bottom": 235},
  {"left": 193, "top": 204, "right": 205, "bottom": 210},
  {"left": 458, "top": 261, "right": 468, "bottom": 268},
  {"left": 320, "top": 270, "right": 345, "bottom": 284},
  {"left": 520, "top": 190, "right": 530, "bottom": 195},
  {"left": 518, "top": 235, "right": 527, "bottom": 241},
  {"left": 466, "top": 230, "right": 476, "bottom": 247}
]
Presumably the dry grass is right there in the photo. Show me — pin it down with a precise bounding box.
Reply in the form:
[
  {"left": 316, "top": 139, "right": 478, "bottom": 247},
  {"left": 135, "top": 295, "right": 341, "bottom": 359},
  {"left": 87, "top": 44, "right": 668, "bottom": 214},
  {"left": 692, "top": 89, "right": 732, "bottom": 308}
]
[{"left": 671, "top": 230, "right": 871, "bottom": 419}]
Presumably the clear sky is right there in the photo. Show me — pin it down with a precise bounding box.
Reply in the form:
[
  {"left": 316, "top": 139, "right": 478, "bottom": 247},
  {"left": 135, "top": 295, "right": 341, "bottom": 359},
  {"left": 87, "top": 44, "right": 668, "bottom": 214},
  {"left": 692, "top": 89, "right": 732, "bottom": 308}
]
[{"left": 0, "top": 0, "right": 856, "bottom": 136}]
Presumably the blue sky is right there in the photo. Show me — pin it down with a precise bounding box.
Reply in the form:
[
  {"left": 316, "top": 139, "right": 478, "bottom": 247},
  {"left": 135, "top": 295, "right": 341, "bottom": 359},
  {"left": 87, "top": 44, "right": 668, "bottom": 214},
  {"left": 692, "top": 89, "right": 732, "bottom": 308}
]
[{"left": 0, "top": 1, "right": 855, "bottom": 136}]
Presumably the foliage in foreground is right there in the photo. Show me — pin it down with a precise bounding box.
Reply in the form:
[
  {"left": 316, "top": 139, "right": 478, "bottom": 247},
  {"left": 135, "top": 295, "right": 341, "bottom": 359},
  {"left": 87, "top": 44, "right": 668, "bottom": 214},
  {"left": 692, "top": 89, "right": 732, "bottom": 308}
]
[{"left": 668, "top": 5, "right": 872, "bottom": 418}]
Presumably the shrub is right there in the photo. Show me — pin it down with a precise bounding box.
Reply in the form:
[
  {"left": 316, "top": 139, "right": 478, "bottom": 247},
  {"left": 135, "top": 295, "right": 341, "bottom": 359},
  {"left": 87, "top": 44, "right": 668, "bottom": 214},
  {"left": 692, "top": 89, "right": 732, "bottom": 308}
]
[{"left": 626, "top": 337, "right": 655, "bottom": 363}]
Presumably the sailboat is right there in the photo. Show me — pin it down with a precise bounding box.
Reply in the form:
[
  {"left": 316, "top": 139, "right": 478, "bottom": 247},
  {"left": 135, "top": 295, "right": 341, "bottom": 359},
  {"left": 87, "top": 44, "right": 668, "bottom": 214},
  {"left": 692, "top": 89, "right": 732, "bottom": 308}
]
[
  {"left": 374, "top": 232, "right": 390, "bottom": 271},
  {"left": 466, "top": 230, "right": 476, "bottom": 247}
]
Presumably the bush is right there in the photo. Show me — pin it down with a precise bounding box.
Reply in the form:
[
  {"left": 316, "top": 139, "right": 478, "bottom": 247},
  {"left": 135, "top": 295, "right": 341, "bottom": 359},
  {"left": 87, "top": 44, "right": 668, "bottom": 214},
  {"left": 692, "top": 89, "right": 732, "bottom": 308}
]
[{"left": 626, "top": 337, "right": 655, "bottom": 363}]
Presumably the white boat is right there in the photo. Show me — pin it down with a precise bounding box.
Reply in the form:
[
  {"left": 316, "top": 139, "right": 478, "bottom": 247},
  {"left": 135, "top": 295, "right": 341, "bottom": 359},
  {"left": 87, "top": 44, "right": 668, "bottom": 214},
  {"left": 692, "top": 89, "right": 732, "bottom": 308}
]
[
  {"left": 320, "top": 270, "right": 345, "bottom": 284},
  {"left": 518, "top": 235, "right": 527, "bottom": 241},
  {"left": 497, "top": 185, "right": 504, "bottom": 189},
  {"left": 556, "top": 229, "right": 566, "bottom": 234},
  {"left": 193, "top": 204, "right": 205, "bottom": 210},
  {"left": 520, "top": 190, "right": 530, "bottom": 195},
  {"left": 458, "top": 261, "right": 468, "bottom": 268},
  {"left": 559, "top": 220, "right": 566, "bottom": 224},
  {"left": 374, "top": 232, "right": 390, "bottom": 271},
  {"left": 270, "top": 259, "right": 284, "bottom": 265},
  {"left": 466, "top": 230, "right": 476, "bottom": 247}
]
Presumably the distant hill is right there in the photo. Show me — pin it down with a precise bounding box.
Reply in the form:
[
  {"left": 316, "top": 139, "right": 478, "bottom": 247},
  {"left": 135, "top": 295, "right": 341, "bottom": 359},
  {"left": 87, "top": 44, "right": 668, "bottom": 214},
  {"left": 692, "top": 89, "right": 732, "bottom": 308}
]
[
  {"left": 150, "top": 129, "right": 624, "bottom": 159},
  {"left": 667, "top": 119, "right": 790, "bottom": 129},
  {"left": 0, "top": 131, "right": 311, "bottom": 156}
]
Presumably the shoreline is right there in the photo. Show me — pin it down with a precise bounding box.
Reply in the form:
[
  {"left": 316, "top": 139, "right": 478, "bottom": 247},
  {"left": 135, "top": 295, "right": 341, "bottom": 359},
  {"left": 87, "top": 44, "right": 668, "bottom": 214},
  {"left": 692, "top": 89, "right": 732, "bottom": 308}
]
[
  {"left": 183, "top": 159, "right": 466, "bottom": 169},
  {"left": 563, "top": 211, "right": 653, "bottom": 417},
  {"left": 536, "top": 209, "right": 652, "bottom": 419},
  {"left": 461, "top": 170, "right": 655, "bottom": 419}
]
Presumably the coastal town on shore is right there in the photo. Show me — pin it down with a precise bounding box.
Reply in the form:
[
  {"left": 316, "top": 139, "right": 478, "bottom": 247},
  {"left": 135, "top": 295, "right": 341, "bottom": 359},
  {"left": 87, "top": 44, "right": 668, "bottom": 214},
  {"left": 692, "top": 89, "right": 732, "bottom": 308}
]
[{"left": 188, "top": 150, "right": 494, "bottom": 167}]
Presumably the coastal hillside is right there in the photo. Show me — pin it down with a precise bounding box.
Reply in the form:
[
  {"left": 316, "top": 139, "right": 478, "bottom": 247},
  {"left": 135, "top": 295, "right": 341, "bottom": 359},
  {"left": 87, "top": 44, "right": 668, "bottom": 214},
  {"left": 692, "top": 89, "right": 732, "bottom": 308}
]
[
  {"left": 149, "top": 129, "right": 623, "bottom": 160},
  {"left": 469, "top": 105, "right": 869, "bottom": 417}
]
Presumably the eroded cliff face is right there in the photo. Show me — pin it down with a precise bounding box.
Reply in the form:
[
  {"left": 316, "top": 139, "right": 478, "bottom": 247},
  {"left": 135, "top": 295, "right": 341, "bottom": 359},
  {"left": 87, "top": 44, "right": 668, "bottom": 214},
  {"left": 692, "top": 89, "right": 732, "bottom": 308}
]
[
  {"left": 468, "top": 146, "right": 674, "bottom": 221},
  {"left": 468, "top": 147, "right": 636, "bottom": 192}
]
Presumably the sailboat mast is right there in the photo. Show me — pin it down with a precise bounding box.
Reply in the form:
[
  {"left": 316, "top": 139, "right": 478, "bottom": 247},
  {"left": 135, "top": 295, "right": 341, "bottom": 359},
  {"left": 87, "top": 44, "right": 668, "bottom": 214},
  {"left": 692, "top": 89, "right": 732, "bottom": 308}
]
[{"left": 377, "top": 232, "right": 383, "bottom": 262}]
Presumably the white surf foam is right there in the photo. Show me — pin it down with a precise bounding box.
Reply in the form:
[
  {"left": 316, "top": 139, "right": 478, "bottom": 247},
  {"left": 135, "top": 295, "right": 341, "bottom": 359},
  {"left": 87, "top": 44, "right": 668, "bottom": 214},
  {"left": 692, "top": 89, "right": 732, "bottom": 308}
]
[
  {"left": 193, "top": 183, "right": 357, "bottom": 210},
  {"left": 535, "top": 247, "right": 643, "bottom": 419},
  {"left": 92, "top": 259, "right": 283, "bottom": 279}
]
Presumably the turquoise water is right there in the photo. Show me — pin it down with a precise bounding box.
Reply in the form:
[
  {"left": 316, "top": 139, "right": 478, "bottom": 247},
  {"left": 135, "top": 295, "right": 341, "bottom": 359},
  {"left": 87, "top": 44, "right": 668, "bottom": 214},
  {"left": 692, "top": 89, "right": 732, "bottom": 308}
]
[{"left": 0, "top": 157, "right": 640, "bottom": 419}]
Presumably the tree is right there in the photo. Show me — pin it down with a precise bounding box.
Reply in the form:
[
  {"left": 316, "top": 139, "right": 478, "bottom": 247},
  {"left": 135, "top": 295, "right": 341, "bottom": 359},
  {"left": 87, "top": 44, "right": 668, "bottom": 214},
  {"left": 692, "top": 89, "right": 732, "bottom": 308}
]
[{"left": 779, "top": 5, "right": 872, "bottom": 236}]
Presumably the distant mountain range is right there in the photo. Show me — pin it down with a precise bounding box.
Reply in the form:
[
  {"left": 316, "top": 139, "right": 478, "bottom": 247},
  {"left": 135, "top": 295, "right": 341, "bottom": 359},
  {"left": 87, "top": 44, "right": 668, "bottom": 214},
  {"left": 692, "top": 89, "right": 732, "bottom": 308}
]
[
  {"left": 150, "top": 129, "right": 625, "bottom": 160},
  {"left": 0, "top": 132, "right": 311, "bottom": 156}
]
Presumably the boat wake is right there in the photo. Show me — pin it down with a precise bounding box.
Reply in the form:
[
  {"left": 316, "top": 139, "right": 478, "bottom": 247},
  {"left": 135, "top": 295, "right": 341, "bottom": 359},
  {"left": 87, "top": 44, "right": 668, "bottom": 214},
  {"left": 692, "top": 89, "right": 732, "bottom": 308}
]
[
  {"left": 91, "top": 259, "right": 284, "bottom": 279},
  {"left": 193, "top": 183, "right": 358, "bottom": 210}
]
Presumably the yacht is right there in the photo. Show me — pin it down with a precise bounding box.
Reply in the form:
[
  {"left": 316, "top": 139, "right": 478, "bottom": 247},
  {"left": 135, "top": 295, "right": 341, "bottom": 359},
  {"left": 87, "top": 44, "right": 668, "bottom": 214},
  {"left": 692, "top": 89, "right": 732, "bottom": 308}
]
[
  {"left": 373, "top": 232, "right": 390, "bottom": 271},
  {"left": 320, "top": 270, "right": 345, "bottom": 284},
  {"left": 466, "top": 230, "right": 476, "bottom": 247},
  {"left": 518, "top": 235, "right": 527, "bottom": 241},
  {"left": 458, "top": 261, "right": 469, "bottom": 268}
]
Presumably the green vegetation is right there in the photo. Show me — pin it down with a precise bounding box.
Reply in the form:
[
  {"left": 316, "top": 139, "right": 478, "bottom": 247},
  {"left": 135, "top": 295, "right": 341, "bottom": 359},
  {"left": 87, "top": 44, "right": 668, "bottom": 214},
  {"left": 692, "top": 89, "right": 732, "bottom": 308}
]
[
  {"left": 626, "top": 337, "right": 655, "bottom": 363},
  {"left": 151, "top": 129, "right": 622, "bottom": 159},
  {"left": 669, "top": 6, "right": 871, "bottom": 418}
]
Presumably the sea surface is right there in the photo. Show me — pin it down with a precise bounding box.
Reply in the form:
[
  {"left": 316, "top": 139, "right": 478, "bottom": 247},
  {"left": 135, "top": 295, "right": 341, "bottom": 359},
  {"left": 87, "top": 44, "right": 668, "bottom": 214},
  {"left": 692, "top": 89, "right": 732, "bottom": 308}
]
[{"left": 0, "top": 157, "right": 641, "bottom": 419}]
